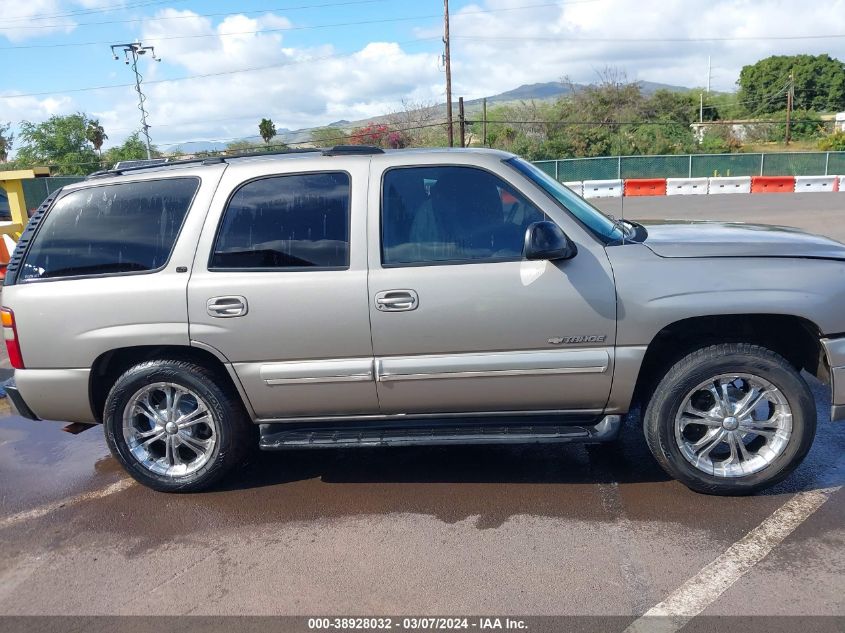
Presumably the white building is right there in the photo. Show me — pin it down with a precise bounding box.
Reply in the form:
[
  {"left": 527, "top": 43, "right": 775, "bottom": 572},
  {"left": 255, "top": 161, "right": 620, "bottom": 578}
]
[{"left": 836, "top": 112, "right": 845, "bottom": 133}]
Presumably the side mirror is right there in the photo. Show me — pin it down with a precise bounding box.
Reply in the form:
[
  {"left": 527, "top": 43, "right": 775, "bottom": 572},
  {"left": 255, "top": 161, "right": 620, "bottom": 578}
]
[{"left": 524, "top": 221, "right": 577, "bottom": 261}]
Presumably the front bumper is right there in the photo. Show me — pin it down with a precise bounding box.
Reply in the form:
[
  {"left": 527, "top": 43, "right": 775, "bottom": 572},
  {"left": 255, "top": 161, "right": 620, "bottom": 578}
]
[
  {"left": 3, "top": 378, "right": 40, "bottom": 421},
  {"left": 822, "top": 337, "right": 845, "bottom": 422}
]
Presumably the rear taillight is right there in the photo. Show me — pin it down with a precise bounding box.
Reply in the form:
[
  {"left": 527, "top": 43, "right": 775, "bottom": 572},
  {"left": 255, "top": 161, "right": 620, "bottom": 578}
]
[{"left": 1, "top": 308, "right": 24, "bottom": 369}]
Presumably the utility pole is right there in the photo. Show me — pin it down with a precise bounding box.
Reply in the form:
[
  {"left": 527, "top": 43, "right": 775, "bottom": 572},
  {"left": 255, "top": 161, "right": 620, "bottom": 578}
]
[
  {"left": 482, "top": 97, "right": 488, "bottom": 147},
  {"left": 111, "top": 41, "right": 161, "bottom": 159},
  {"left": 443, "top": 0, "right": 454, "bottom": 147},
  {"left": 785, "top": 71, "right": 794, "bottom": 145},
  {"left": 458, "top": 97, "right": 465, "bottom": 147}
]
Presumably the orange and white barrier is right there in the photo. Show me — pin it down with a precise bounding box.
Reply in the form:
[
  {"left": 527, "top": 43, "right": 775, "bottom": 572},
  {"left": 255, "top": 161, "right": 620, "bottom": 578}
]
[
  {"left": 563, "top": 181, "right": 583, "bottom": 196},
  {"left": 624, "top": 178, "right": 667, "bottom": 196},
  {"left": 708, "top": 177, "right": 752, "bottom": 194},
  {"left": 667, "top": 178, "right": 709, "bottom": 195},
  {"left": 751, "top": 176, "right": 795, "bottom": 193},
  {"left": 794, "top": 176, "right": 838, "bottom": 193},
  {"left": 583, "top": 179, "right": 623, "bottom": 198},
  {"left": 562, "top": 174, "right": 844, "bottom": 197}
]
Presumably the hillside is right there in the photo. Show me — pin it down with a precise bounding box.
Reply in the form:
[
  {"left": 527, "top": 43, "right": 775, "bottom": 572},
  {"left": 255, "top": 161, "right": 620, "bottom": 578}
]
[{"left": 173, "top": 78, "right": 693, "bottom": 153}]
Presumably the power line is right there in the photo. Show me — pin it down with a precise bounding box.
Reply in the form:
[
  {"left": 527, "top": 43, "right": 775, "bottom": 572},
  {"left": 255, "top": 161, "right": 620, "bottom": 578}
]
[
  {"left": 0, "top": 37, "right": 440, "bottom": 100},
  {"left": 2, "top": 0, "right": 190, "bottom": 23},
  {"left": 12, "top": 0, "right": 390, "bottom": 31},
  {"left": 453, "top": 33, "right": 845, "bottom": 43},
  {"left": 0, "top": 1, "right": 600, "bottom": 50}
]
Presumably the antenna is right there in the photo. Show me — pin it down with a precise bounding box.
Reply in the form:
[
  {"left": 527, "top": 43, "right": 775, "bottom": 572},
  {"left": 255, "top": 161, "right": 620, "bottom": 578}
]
[{"left": 110, "top": 41, "right": 161, "bottom": 160}]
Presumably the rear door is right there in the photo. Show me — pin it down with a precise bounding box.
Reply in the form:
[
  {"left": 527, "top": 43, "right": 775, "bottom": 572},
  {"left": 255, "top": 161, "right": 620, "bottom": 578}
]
[
  {"left": 188, "top": 158, "right": 378, "bottom": 420},
  {"left": 366, "top": 154, "right": 618, "bottom": 415}
]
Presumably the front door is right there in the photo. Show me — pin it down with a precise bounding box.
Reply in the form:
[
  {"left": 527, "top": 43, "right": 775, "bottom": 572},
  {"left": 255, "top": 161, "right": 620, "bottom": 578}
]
[
  {"left": 188, "top": 160, "right": 377, "bottom": 420},
  {"left": 367, "top": 159, "right": 617, "bottom": 415}
]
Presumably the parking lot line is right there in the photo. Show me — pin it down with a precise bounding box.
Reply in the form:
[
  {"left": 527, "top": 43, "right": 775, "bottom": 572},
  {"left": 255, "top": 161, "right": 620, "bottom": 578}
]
[
  {"left": 624, "top": 485, "right": 841, "bottom": 633},
  {"left": 0, "top": 478, "right": 135, "bottom": 530}
]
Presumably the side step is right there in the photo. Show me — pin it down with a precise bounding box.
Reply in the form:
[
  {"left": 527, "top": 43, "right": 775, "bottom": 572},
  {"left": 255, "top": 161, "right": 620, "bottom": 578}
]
[{"left": 259, "top": 415, "right": 621, "bottom": 450}]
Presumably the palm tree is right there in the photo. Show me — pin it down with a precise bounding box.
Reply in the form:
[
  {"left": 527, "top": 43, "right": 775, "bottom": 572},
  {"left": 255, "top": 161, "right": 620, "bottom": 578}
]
[
  {"left": 259, "top": 118, "right": 277, "bottom": 145},
  {"left": 86, "top": 119, "right": 108, "bottom": 158}
]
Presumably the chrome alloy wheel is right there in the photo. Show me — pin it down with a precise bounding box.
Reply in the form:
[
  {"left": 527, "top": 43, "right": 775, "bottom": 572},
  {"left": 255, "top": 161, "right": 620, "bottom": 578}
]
[
  {"left": 122, "top": 382, "right": 218, "bottom": 477},
  {"left": 674, "top": 373, "right": 792, "bottom": 478}
]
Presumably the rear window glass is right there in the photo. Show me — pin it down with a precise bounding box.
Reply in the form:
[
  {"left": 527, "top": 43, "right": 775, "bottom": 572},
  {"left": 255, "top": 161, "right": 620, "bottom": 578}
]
[
  {"left": 210, "top": 172, "right": 350, "bottom": 270},
  {"left": 21, "top": 178, "right": 198, "bottom": 282}
]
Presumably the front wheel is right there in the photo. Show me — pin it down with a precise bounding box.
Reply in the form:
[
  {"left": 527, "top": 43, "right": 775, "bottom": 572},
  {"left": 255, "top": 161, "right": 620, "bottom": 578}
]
[
  {"left": 643, "top": 343, "right": 816, "bottom": 495},
  {"left": 103, "top": 360, "right": 253, "bottom": 492}
]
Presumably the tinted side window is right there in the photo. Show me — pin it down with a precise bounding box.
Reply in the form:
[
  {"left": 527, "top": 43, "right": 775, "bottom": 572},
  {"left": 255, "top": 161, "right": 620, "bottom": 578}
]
[
  {"left": 21, "top": 178, "right": 197, "bottom": 281},
  {"left": 211, "top": 172, "right": 350, "bottom": 270},
  {"left": 381, "top": 166, "right": 546, "bottom": 266}
]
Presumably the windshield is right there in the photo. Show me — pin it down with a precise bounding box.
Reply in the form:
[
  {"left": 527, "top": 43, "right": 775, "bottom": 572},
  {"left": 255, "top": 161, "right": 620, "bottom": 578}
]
[{"left": 506, "top": 157, "right": 624, "bottom": 242}]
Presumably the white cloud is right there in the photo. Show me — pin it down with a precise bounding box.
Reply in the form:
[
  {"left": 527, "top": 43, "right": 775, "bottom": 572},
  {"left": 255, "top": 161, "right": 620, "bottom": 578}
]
[
  {"left": 444, "top": 0, "right": 845, "bottom": 95},
  {"left": 6, "top": 0, "right": 845, "bottom": 149},
  {"left": 0, "top": 0, "right": 77, "bottom": 41},
  {"left": 129, "top": 9, "right": 442, "bottom": 147}
]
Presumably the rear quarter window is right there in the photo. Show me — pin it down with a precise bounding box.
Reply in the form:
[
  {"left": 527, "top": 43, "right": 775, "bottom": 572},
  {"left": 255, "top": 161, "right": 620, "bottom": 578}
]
[{"left": 20, "top": 178, "right": 198, "bottom": 282}]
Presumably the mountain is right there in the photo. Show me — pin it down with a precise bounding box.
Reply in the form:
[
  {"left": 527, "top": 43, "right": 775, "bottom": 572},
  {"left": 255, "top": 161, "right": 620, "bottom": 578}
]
[
  {"left": 169, "top": 78, "right": 693, "bottom": 154},
  {"left": 478, "top": 79, "right": 690, "bottom": 105}
]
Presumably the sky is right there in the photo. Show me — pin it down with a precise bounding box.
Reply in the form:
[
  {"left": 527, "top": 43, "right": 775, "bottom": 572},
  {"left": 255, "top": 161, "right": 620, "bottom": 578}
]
[{"left": 1, "top": 0, "right": 844, "bottom": 152}]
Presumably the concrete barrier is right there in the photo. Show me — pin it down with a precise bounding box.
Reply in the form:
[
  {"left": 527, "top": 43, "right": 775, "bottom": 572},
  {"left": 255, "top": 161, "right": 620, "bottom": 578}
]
[
  {"left": 667, "top": 177, "right": 709, "bottom": 195},
  {"left": 793, "top": 175, "right": 838, "bottom": 193},
  {"left": 583, "top": 179, "right": 623, "bottom": 198},
  {"left": 837, "top": 176, "right": 844, "bottom": 192},
  {"left": 563, "top": 181, "right": 583, "bottom": 196}
]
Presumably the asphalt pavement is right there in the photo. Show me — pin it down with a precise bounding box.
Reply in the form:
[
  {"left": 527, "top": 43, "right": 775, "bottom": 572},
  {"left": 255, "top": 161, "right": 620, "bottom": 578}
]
[{"left": 0, "top": 192, "right": 843, "bottom": 627}]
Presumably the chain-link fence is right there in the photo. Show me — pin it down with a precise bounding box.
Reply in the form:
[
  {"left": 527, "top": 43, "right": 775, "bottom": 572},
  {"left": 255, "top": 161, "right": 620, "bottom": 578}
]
[
  {"left": 16, "top": 150, "right": 845, "bottom": 209},
  {"left": 535, "top": 151, "right": 845, "bottom": 182}
]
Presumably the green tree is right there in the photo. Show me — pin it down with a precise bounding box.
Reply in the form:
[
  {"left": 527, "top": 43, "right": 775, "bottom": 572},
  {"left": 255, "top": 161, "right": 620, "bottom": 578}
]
[
  {"left": 309, "top": 126, "right": 347, "bottom": 146},
  {"left": 103, "top": 131, "right": 157, "bottom": 167},
  {"left": 481, "top": 74, "right": 698, "bottom": 159},
  {"left": 818, "top": 131, "right": 845, "bottom": 151},
  {"left": 0, "top": 122, "right": 12, "bottom": 162},
  {"left": 16, "top": 113, "right": 99, "bottom": 175},
  {"left": 225, "top": 139, "right": 264, "bottom": 154},
  {"left": 85, "top": 119, "right": 108, "bottom": 157},
  {"left": 258, "top": 118, "right": 277, "bottom": 145},
  {"left": 737, "top": 54, "right": 845, "bottom": 114}
]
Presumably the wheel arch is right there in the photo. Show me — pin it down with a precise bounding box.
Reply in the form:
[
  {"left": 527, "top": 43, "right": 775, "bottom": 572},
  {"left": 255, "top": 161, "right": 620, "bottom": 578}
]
[
  {"left": 89, "top": 344, "right": 254, "bottom": 423},
  {"left": 631, "top": 313, "right": 828, "bottom": 410}
]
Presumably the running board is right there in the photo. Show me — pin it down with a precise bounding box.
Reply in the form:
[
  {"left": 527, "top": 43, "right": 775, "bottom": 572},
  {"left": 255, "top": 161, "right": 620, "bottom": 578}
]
[{"left": 259, "top": 415, "right": 621, "bottom": 450}]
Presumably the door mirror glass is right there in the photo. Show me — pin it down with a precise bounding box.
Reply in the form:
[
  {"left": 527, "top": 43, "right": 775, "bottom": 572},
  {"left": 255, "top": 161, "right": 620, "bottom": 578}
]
[{"left": 523, "top": 221, "right": 577, "bottom": 261}]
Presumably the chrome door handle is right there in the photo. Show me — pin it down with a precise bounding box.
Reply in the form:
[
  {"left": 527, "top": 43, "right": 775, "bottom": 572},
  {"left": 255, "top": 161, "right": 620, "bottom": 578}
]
[
  {"left": 375, "top": 289, "right": 419, "bottom": 312},
  {"left": 207, "top": 296, "right": 248, "bottom": 318}
]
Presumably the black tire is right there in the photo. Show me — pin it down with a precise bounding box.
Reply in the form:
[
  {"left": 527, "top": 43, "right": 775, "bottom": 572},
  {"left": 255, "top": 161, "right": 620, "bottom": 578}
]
[
  {"left": 103, "top": 359, "right": 254, "bottom": 492},
  {"left": 643, "top": 343, "right": 816, "bottom": 495}
]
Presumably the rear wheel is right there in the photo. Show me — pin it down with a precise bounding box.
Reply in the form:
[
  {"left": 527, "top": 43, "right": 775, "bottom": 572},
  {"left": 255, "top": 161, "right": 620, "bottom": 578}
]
[
  {"left": 643, "top": 343, "right": 816, "bottom": 495},
  {"left": 103, "top": 360, "right": 253, "bottom": 492}
]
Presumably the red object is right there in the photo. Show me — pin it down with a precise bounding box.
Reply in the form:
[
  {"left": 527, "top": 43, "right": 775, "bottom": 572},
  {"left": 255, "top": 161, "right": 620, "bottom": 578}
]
[
  {"left": 1, "top": 308, "right": 24, "bottom": 369},
  {"left": 500, "top": 190, "right": 519, "bottom": 205},
  {"left": 624, "top": 178, "right": 667, "bottom": 196},
  {"left": 751, "top": 176, "right": 795, "bottom": 193}
]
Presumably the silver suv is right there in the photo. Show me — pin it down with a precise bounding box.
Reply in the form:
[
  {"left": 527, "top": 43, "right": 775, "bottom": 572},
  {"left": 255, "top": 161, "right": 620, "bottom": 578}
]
[{"left": 3, "top": 147, "right": 843, "bottom": 494}]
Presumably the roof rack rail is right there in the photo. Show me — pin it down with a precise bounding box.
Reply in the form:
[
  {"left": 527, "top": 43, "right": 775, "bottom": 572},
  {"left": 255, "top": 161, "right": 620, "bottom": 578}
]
[
  {"left": 322, "top": 145, "right": 384, "bottom": 156},
  {"left": 86, "top": 147, "right": 321, "bottom": 179}
]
